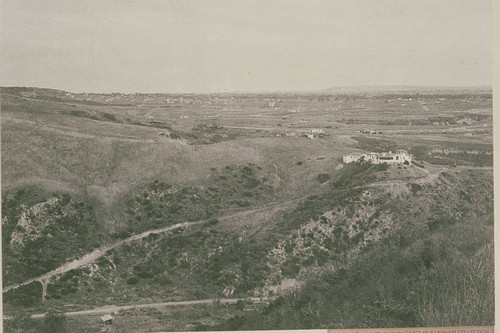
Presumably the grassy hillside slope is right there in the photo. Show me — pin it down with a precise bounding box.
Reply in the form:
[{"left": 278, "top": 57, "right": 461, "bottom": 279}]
[
  {"left": 1, "top": 88, "right": 493, "bottom": 332},
  {"left": 214, "top": 215, "right": 493, "bottom": 329},
  {"left": 211, "top": 169, "right": 494, "bottom": 330}
]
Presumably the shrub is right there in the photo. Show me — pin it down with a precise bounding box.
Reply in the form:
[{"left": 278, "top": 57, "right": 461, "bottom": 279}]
[
  {"left": 377, "top": 162, "right": 389, "bottom": 171},
  {"left": 242, "top": 166, "right": 253, "bottom": 175},
  {"left": 126, "top": 277, "right": 139, "bottom": 285},
  {"left": 410, "top": 183, "right": 423, "bottom": 194},
  {"left": 102, "top": 113, "right": 117, "bottom": 122},
  {"left": 206, "top": 218, "right": 219, "bottom": 226},
  {"left": 281, "top": 261, "right": 300, "bottom": 278},
  {"left": 316, "top": 173, "right": 330, "bottom": 183},
  {"left": 138, "top": 270, "right": 154, "bottom": 279},
  {"left": 3, "top": 282, "right": 42, "bottom": 306},
  {"left": 114, "top": 230, "right": 131, "bottom": 239},
  {"left": 245, "top": 177, "right": 261, "bottom": 188}
]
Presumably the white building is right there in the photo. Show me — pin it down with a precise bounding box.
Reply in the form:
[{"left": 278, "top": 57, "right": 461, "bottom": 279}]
[
  {"left": 360, "top": 128, "right": 380, "bottom": 134},
  {"left": 342, "top": 149, "right": 412, "bottom": 165},
  {"left": 342, "top": 153, "right": 363, "bottom": 163},
  {"left": 308, "top": 128, "right": 324, "bottom": 134}
]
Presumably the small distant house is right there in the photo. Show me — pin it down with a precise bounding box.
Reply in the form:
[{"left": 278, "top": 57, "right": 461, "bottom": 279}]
[
  {"left": 308, "top": 128, "right": 324, "bottom": 134},
  {"left": 100, "top": 314, "right": 113, "bottom": 325},
  {"left": 378, "top": 150, "right": 412, "bottom": 164},
  {"left": 360, "top": 128, "right": 380, "bottom": 134},
  {"left": 306, "top": 133, "right": 320, "bottom": 139},
  {"left": 456, "top": 117, "right": 473, "bottom": 125}
]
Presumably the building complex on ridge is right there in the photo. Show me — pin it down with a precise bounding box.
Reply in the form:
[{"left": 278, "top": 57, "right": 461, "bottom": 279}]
[{"left": 342, "top": 149, "right": 412, "bottom": 165}]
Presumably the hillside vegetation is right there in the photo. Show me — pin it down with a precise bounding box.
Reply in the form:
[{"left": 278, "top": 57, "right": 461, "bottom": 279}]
[
  {"left": 211, "top": 169, "right": 494, "bottom": 330},
  {"left": 1, "top": 87, "right": 493, "bottom": 332},
  {"left": 214, "top": 214, "right": 493, "bottom": 329},
  {"left": 4, "top": 162, "right": 492, "bottom": 331},
  {"left": 2, "top": 187, "right": 105, "bottom": 286}
]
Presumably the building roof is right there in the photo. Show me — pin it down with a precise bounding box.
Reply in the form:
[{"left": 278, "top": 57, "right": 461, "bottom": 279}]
[
  {"left": 100, "top": 314, "right": 113, "bottom": 322},
  {"left": 343, "top": 150, "right": 409, "bottom": 158}
]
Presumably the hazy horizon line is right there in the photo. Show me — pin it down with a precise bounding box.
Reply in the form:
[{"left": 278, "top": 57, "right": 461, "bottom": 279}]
[{"left": 1, "top": 84, "right": 493, "bottom": 95}]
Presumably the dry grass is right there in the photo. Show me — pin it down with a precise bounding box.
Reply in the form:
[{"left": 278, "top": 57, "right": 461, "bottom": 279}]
[{"left": 416, "top": 241, "right": 494, "bottom": 326}]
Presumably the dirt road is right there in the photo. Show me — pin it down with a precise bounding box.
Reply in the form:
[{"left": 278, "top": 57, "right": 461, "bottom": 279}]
[
  {"left": 2, "top": 221, "right": 204, "bottom": 293},
  {"left": 357, "top": 164, "right": 491, "bottom": 190},
  {"left": 29, "top": 297, "right": 276, "bottom": 319},
  {"left": 3, "top": 198, "right": 305, "bottom": 293}
]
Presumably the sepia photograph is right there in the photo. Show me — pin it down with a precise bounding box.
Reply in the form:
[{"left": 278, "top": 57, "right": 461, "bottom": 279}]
[{"left": 0, "top": 0, "right": 494, "bottom": 332}]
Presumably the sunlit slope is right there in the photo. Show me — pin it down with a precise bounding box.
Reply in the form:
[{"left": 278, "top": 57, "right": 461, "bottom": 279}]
[{"left": 2, "top": 93, "right": 346, "bottom": 199}]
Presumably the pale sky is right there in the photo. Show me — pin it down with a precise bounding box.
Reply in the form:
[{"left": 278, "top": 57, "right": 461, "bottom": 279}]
[{"left": 0, "top": 0, "right": 492, "bottom": 93}]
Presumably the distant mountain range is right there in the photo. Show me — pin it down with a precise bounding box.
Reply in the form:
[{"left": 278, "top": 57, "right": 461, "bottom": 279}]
[{"left": 321, "top": 85, "right": 492, "bottom": 94}]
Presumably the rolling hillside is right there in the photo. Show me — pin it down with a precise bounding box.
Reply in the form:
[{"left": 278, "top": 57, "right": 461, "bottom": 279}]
[{"left": 1, "top": 87, "right": 493, "bottom": 332}]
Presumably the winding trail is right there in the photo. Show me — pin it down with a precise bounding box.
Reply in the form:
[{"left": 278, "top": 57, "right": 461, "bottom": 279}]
[
  {"left": 2, "top": 198, "right": 305, "bottom": 294},
  {"left": 354, "top": 165, "right": 491, "bottom": 190},
  {"left": 359, "top": 167, "right": 446, "bottom": 189},
  {"left": 2, "top": 221, "right": 203, "bottom": 293},
  {"left": 4, "top": 163, "right": 491, "bottom": 294}
]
